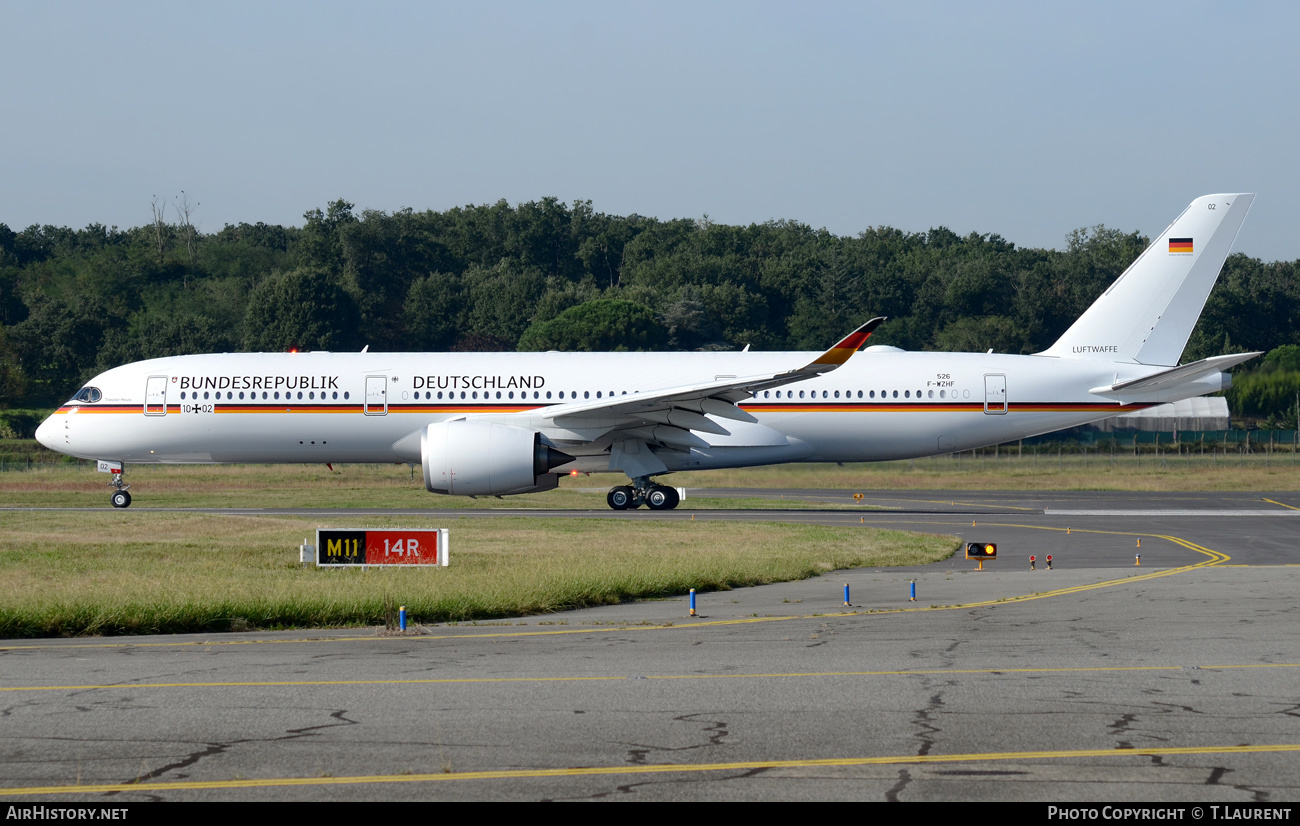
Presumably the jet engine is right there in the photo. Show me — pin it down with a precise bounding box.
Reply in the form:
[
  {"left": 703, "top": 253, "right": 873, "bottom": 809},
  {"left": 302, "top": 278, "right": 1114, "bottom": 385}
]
[{"left": 421, "top": 420, "right": 573, "bottom": 496}]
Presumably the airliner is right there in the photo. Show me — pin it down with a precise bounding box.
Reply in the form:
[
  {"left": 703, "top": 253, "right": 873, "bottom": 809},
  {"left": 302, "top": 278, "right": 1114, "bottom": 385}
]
[{"left": 36, "top": 194, "right": 1259, "bottom": 510}]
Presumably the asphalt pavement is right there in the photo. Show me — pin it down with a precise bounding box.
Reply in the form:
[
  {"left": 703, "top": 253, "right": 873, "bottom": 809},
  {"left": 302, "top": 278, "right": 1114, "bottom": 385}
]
[{"left": 2, "top": 489, "right": 1298, "bottom": 802}]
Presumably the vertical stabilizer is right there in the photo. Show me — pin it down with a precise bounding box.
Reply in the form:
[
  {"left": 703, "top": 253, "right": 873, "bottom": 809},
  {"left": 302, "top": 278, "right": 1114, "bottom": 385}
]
[{"left": 1041, "top": 193, "right": 1253, "bottom": 366}]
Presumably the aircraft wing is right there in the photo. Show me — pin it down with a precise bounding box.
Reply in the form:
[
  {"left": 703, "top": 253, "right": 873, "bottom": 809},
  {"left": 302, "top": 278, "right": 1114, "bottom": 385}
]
[{"left": 479, "top": 317, "right": 885, "bottom": 448}]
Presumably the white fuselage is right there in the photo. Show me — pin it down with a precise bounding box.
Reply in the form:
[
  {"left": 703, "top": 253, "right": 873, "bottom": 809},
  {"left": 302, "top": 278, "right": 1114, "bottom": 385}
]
[{"left": 36, "top": 348, "right": 1212, "bottom": 474}]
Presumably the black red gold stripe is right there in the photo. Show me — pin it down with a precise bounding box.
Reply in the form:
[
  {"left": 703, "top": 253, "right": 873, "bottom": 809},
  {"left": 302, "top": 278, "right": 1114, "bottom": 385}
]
[
  {"left": 742, "top": 402, "right": 1152, "bottom": 414},
  {"left": 53, "top": 401, "right": 1155, "bottom": 416}
]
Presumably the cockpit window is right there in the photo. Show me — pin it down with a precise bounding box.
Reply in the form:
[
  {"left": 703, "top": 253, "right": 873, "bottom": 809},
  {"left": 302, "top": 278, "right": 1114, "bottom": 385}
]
[{"left": 71, "top": 387, "right": 102, "bottom": 403}]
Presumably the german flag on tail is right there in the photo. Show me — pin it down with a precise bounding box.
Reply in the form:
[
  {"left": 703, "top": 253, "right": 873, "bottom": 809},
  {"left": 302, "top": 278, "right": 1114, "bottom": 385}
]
[{"left": 1169, "top": 237, "right": 1193, "bottom": 254}]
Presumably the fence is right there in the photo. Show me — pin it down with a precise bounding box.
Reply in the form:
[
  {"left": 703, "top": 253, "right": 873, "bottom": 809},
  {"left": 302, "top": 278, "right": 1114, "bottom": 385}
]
[{"left": 931, "top": 430, "right": 1300, "bottom": 474}]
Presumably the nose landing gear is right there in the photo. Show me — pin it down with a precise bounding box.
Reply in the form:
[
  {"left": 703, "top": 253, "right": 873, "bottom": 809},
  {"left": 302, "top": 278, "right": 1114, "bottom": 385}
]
[
  {"left": 108, "top": 468, "right": 131, "bottom": 508},
  {"left": 606, "top": 477, "right": 680, "bottom": 510}
]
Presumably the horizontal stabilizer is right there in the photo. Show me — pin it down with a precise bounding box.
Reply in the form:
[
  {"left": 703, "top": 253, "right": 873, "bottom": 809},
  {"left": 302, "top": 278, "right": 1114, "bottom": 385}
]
[{"left": 1090, "top": 352, "right": 1261, "bottom": 395}]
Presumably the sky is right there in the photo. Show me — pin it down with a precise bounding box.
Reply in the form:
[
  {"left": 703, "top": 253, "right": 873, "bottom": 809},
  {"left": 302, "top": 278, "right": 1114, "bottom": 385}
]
[{"left": 2, "top": 0, "right": 1298, "bottom": 261}]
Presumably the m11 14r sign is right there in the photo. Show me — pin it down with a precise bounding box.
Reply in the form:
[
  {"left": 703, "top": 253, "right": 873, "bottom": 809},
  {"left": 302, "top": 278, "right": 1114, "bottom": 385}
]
[{"left": 315, "top": 529, "right": 449, "bottom": 567}]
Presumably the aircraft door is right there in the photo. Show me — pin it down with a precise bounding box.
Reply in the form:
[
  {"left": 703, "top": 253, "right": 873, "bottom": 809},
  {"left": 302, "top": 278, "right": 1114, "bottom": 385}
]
[
  {"left": 144, "top": 376, "right": 168, "bottom": 416},
  {"left": 365, "top": 376, "right": 387, "bottom": 415},
  {"left": 984, "top": 374, "right": 1007, "bottom": 414}
]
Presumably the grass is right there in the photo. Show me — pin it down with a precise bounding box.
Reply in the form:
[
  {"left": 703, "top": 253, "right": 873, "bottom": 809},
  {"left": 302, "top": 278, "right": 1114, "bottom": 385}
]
[
  {"left": 4, "top": 445, "right": 1300, "bottom": 511},
  {"left": 3, "top": 441, "right": 1290, "bottom": 638},
  {"left": 0, "top": 511, "right": 957, "bottom": 637},
  {"left": 0, "top": 462, "right": 879, "bottom": 509}
]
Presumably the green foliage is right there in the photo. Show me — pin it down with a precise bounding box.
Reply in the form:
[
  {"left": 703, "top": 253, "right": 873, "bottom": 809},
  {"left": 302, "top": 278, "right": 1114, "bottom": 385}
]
[
  {"left": 242, "top": 267, "right": 361, "bottom": 352},
  {"left": 518, "top": 299, "right": 667, "bottom": 351},
  {"left": 460, "top": 259, "right": 549, "bottom": 346},
  {"left": 1225, "top": 369, "right": 1300, "bottom": 420},
  {"left": 1185, "top": 256, "right": 1300, "bottom": 362},
  {"left": 8, "top": 293, "right": 123, "bottom": 401},
  {"left": 98, "top": 311, "right": 236, "bottom": 368},
  {"left": 4, "top": 195, "right": 1298, "bottom": 405},
  {"left": 933, "top": 315, "right": 1028, "bottom": 354},
  {"left": 0, "top": 409, "right": 44, "bottom": 438},
  {"left": 0, "top": 324, "right": 27, "bottom": 404},
  {"left": 1224, "top": 345, "right": 1300, "bottom": 424},
  {"left": 1263, "top": 344, "right": 1300, "bottom": 371},
  {"left": 403, "top": 271, "right": 464, "bottom": 351}
]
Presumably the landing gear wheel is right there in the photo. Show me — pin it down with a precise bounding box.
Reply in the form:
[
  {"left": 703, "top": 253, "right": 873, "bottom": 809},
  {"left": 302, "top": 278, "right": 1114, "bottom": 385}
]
[
  {"left": 645, "top": 485, "right": 680, "bottom": 510},
  {"left": 607, "top": 486, "right": 634, "bottom": 510},
  {"left": 110, "top": 490, "right": 132, "bottom": 509}
]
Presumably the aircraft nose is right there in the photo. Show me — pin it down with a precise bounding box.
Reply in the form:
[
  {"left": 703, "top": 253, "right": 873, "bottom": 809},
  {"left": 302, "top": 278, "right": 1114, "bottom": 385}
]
[{"left": 34, "top": 415, "right": 58, "bottom": 451}]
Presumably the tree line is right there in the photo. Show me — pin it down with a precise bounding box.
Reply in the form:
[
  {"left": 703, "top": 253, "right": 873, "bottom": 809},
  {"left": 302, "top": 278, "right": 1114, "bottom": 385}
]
[{"left": 2, "top": 196, "right": 1298, "bottom": 422}]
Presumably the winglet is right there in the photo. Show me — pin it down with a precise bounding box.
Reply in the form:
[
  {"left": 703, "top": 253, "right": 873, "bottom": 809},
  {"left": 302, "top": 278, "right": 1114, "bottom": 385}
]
[{"left": 811, "top": 317, "right": 887, "bottom": 367}]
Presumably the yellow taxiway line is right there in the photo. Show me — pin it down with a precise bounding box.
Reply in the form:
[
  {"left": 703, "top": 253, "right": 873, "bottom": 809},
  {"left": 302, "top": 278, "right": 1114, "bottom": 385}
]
[
  {"left": 2, "top": 661, "right": 1296, "bottom": 693},
  {"left": 4, "top": 743, "right": 1298, "bottom": 797},
  {"left": 1262, "top": 497, "right": 1300, "bottom": 511}
]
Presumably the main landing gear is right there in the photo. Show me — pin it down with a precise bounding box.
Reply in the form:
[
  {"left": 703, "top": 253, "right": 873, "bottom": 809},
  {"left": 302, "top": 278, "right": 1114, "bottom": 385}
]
[
  {"left": 606, "top": 477, "right": 680, "bottom": 510},
  {"left": 108, "top": 468, "right": 131, "bottom": 508}
]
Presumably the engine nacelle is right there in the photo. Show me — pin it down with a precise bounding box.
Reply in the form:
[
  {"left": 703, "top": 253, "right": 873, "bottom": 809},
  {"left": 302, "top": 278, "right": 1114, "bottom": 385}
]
[{"left": 421, "top": 420, "right": 573, "bottom": 496}]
